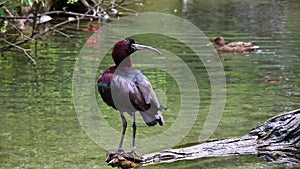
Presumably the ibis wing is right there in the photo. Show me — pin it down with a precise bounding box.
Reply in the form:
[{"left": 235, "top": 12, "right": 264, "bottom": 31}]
[
  {"left": 98, "top": 68, "right": 164, "bottom": 126},
  {"left": 134, "top": 73, "right": 160, "bottom": 107},
  {"left": 132, "top": 73, "right": 164, "bottom": 126},
  {"left": 127, "top": 73, "right": 154, "bottom": 112}
]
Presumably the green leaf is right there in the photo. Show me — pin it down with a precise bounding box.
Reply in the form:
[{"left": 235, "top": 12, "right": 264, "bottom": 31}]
[
  {"left": 1, "top": 20, "right": 8, "bottom": 33},
  {"left": 67, "top": 0, "right": 78, "bottom": 4}
]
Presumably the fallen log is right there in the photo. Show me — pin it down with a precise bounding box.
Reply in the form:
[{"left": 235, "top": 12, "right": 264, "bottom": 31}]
[{"left": 105, "top": 109, "right": 300, "bottom": 168}]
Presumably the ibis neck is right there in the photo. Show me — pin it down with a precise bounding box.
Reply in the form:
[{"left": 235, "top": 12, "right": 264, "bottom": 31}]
[{"left": 115, "top": 56, "right": 132, "bottom": 67}]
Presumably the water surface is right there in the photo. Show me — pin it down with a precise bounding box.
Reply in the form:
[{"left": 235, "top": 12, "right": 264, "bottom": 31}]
[{"left": 1, "top": 0, "right": 300, "bottom": 168}]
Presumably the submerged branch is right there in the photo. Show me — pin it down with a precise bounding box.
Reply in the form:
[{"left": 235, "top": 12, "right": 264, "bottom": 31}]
[
  {"left": 105, "top": 109, "right": 300, "bottom": 168},
  {"left": 2, "top": 39, "right": 36, "bottom": 64}
]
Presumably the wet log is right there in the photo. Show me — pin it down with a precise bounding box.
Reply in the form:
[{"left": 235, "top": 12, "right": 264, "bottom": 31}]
[{"left": 105, "top": 109, "right": 300, "bottom": 168}]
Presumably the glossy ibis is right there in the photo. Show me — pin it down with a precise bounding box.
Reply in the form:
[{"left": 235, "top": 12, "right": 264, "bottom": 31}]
[{"left": 97, "top": 38, "right": 164, "bottom": 155}]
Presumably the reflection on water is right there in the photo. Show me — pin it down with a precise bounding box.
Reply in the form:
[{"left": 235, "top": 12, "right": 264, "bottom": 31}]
[
  {"left": 182, "top": 0, "right": 288, "bottom": 36},
  {"left": 1, "top": 0, "right": 300, "bottom": 168}
]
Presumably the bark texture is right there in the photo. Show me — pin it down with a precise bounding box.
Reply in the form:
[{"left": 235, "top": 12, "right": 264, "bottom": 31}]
[{"left": 105, "top": 109, "right": 300, "bottom": 168}]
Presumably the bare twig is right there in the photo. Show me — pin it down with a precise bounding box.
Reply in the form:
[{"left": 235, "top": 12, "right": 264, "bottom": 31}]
[
  {"left": 30, "top": 2, "right": 42, "bottom": 38},
  {"left": 116, "top": 5, "right": 139, "bottom": 14},
  {"left": 0, "top": 36, "right": 30, "bottom": 52},
  {"left": 0, "top": 1, "right": 139, "bottom": 63},
  {"left": 0, "top": 1, "right": 14, "bottom": 17},
  {"left": 103, "top": 0, "right": 139, "bottom": 14},
  {"left": 116, "top": 0, "right": 125, "bottom": 7},
  {"left": 53, "top": 29, "right": 71, "bottom": 38},
  {"left": 0, "top": 7, "right": 94, "bottom": 52},
  {"left": 2, "top": 39, "right": 36, "bottom": 64},
  {"left": 12, "top": 24, "right": 35, "bottom": 41},
  {"left": 0, "top": 11, "right": 103, "bottom": 20}
]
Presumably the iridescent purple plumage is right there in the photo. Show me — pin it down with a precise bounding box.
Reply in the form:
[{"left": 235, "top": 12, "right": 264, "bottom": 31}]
[{"left": 97, "top": 38, "right": 164, "bottom": 153}]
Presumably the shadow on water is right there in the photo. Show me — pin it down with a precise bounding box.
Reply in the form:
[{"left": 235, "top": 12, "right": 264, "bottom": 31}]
[{"left": 1, "top": 0, "right": 300, "bottom": 168}]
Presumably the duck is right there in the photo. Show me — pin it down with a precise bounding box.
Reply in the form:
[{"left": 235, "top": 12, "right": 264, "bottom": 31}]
[{"left": 209, "top": 37, "right": 259, "bottom": 53}]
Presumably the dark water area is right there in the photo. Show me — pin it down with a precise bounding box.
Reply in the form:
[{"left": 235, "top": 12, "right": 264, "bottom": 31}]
[{"left": 1, "top": 0, "right": 300, "bottom": 168}]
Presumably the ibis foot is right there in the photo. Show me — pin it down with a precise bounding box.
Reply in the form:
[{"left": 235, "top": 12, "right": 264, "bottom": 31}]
[
  {"left": 105, "top": 150, "right": 143, "bottom": 169},
  {"left": 128, "top": 150, "right": 143, "bottom": 162}
]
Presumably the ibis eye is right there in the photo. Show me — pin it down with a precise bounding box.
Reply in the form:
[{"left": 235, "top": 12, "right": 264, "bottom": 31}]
[{"left": 130, "top": 44, "right": 137, "bottom": 52}]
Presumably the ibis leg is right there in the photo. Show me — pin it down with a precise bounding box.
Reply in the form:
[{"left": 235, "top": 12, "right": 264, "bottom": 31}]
[
  {"left": 132, "top": 112, "right": 137, "bottom": 152},
  {"left": 118, "top": 112, "right": 127, "bottom": 151}
]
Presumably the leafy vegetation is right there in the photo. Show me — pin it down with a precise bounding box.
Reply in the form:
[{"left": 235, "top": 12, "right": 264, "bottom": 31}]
[
  {"left": 67, "top": 0, "right": 78, "bottom": 4},
  {"left": 0, "top": 0, "right": 136, "bottom": 64},
  {"left": 20, "top": 0, "right": 44, "bottom": 7},
  {"left": 0, "top": 0, "right": 44, "bottom": 17},
  {"left": 0, "top": 20, "right": 8, "bottom": 33}
]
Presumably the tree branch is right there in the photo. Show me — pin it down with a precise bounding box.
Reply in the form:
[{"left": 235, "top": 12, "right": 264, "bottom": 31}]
[
  {"left": 0, "top": 3, "right": 97, "bottom": 53},
  {"left": 0, "top": 0, "right": 140, "bottom": 63},
  {"left": 2, "top": 39, "right": 36, "bottom": 64},
  {"left": 0, "top": 1, "right": 14, "bottom": 17},
  {"left": 105, "top": 109, "right": 300, "bottom": 168}
]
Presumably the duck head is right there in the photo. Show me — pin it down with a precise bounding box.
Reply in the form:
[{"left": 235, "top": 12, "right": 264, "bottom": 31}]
[{"left": 210, "top": 37, "right": 225, "bottom": 46}]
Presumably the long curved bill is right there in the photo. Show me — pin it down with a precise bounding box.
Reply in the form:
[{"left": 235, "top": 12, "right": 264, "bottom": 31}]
[{"left": 132, "top": 44, "right": 161, "bottom": 55}]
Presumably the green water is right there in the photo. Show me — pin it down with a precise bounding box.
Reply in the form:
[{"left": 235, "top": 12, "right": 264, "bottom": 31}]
[{"left": 1, "top": 0, "right": 300, "bottom": 168}]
